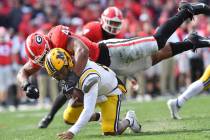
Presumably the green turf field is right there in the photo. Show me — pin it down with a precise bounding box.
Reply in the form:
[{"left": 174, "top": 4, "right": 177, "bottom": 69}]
[{"left": 0, "top": 95, "right": 210, "bottom": 140}]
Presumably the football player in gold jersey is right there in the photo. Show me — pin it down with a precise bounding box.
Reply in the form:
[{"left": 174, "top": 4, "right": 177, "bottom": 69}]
[{"left": 44, "top": 48, "right": 141, "bottom": 139}]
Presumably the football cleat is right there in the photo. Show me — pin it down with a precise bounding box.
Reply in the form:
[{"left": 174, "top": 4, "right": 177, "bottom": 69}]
[
  {"left": 125, "top": 110, "right": 141, "bottom": 133},
  {"left": 184, "top": 32, "right": 210, "bottom": 52},
  {"left": 178, "top": 2, "right": 210, "bottom": 16},
  {"left": 38, "top": 115, "right": 53, "bottom": 128},
  {"left": 167, "top": 99, "right": 181, "bottom": 120},
  {"left": 98, "top": 112, "right": 102, "bottom": 122}
]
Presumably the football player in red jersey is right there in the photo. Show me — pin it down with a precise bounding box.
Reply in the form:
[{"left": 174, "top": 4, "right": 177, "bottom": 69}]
[
  {"left": 17, "top": 26, "right": 103, "bottom": 128},
  {"left": 38, "top": 6, "right": 126, "bottom": 128},
  {"left": 82, "top": 6, "right": 124, "bottom": 42},
  {"left": 17, "top": 1, "right": 210, "bottom": 129},
  {"left": 17, "top": 26, "right": 89, "bottom": 99}
]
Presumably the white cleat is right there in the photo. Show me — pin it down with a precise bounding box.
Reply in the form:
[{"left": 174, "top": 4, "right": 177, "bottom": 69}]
[
  {"left": 98, "top": 112, "right": 102, "bottom": 123},
  {"left": 125, "top": 110, "right": 141, "bottom": 133},
  {"left": 167, "top": 99, "right": 182, "bottom": 120}
]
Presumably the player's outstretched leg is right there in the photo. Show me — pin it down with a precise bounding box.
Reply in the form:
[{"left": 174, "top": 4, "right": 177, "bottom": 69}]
[
  {"left": 38, "top": 94, "right": 67, "bottom": 128},
  {"left": 172, "top": 32, "right": 210, "bottom": 56},
  {"left": 167, "top": 65, "right": 209, "bottom": 119},
  {"left": 152, "top": 32, "right": 210, "bottom": 65},
  {"left": 167, "top": 80, "right": 205, "bottom": 120},
  {"left": 154, "top": 2, "right": 210, "bottom": 50}
]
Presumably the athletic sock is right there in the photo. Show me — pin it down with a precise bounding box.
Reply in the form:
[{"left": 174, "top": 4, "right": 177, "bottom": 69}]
[
  {"left": 48, "top": 93, "right": 67, "bottom": 117},
  {"left": 154, "top": 10, "right": 192, "bottom": 50},
  {"left": 170, "top": 41, "right": 194, "bottom": 56},
  {"left": 177, "top": 80, "right": 204, "bottom": 107}
]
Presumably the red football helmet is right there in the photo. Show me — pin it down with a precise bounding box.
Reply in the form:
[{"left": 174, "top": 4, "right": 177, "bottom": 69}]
[
  {"left": 25, "top": 32, "right": 50, "bottom": 66},
  {"left": 101, "top": 6, "right": 123, "bottom": 35}
]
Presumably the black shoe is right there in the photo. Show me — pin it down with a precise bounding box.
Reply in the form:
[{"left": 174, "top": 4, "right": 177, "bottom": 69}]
[
  {"left": 178, "top": 2, "right": 209, "bottom": 16},
  {"left": 38, "top": 115, "right": 53, "bottom": 128},
  {"left": 185, "top": 32, "right": 210, "bottom": 51}
]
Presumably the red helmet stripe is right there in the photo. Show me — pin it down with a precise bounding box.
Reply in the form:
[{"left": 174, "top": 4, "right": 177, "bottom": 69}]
[{"left": 26, "top": 38, "right": 35, "bottom": 58}]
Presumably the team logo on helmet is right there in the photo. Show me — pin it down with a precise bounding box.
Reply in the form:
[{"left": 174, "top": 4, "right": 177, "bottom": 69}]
[
  {"left": 36, "top": 35, "right": 43, "bottom": 44},
  {"left": 56, "top": 50, "right": 65, "bottom": 60},
  {"left": 44, "top": 48, "right": 74, "bottom": 76}
]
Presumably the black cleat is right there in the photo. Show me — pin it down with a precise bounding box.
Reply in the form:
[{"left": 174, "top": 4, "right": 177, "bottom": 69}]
[
  {"left": 185, "top": 32, "right": 210, "bottom": 52},
  {"left": 38, "top": 115, "right": 53, "bottom": 128},
  {"left": 178, "top": 2, "right": 209, "bottom": 16}
]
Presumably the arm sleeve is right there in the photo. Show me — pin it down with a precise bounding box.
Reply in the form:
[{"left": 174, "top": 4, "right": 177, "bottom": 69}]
[{"left": 68, "top": 82, "right": 98, "bottom": 135}]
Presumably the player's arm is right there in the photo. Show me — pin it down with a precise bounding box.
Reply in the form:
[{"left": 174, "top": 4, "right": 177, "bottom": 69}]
[
  {"left": 61, "top": 37, "right": 90, "bottom": 91},
  {"left": 68, "top": 75, "right": 99, "bottom": 135},
  {"left": 17, "top": 61, "right": 40, "bottom": 99},
  {"left": 71, "top": 33, "right": 99, "bottom": 62},
  {"left": 17, "top": 61, "right": 39, "bottom": 85},
  {"left": 71, "top": 39, "right": 89, "bottom": 76},
  {"left": 82, "top": 24, "right": 93, "bottom": 40}
]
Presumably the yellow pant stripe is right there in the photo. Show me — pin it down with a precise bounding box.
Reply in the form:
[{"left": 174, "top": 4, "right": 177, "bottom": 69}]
[
  {"left": 199, "top": 65, "right": 210, "bottom": 90},
  {"left": 203, "top": 78, "right": 210, "bottom": 89},
  {"left": 118, "top": 84, "right": 127, "bottom": 94}
]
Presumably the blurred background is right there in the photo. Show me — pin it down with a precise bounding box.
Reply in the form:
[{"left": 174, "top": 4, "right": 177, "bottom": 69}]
[{"left": 0, "top": 0, "right": 209, "bottom": 112}]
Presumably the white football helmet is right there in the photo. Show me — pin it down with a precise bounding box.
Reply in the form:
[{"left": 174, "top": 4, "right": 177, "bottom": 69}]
[{"left": 101, "top": 6, "right": 123, "bottom": 35}]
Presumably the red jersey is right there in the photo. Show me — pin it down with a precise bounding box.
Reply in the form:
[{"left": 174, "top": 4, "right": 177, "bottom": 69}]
[
  {"left": 47, "top": 25, "right": 69, "bottom": 51},
  {"left": 0, "top": 42, "right": 12, "bottom": 65},
  {"left": 82, "top": 21, "right": 104, "bottom": 42},
  {"left": 82, "top": 21, "right": 122, "bottom": 42},
  {"left": 30, "top": 25, "right": 100, "bottom": 68},
  {"left": 47, "top": 25, "right": 99, "bottom": 61}
]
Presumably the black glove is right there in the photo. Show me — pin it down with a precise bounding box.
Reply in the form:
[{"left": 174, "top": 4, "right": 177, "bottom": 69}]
[
  {"left": 62, "top": 72, "right": 79, "bottom": 97},
  {"left": 22, "top": 81, "right": 39, "bottom": 99}
]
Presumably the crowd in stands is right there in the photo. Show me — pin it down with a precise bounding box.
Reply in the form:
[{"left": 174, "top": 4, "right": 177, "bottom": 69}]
[{"left": 0, "top": 0, "right": 209, "bottom": 111}]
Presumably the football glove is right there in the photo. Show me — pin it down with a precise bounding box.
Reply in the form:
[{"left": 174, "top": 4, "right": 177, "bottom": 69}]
[
  {"left": 22, "top": 81, "right": 39, "bottom": 99},
  {"left": 62, "top": 72, "right": 79, "bottom": 98}
]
